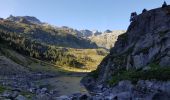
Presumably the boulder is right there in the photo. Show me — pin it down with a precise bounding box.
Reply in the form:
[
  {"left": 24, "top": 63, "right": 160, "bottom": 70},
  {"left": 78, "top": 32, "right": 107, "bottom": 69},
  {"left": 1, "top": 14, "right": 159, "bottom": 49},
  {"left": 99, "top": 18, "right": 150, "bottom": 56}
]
[
  {"left": 15, "top": 95, "right": 27, "bottom": 100},
  {"left": 56, "top": 95, "right": 70, "bottom": 100}
]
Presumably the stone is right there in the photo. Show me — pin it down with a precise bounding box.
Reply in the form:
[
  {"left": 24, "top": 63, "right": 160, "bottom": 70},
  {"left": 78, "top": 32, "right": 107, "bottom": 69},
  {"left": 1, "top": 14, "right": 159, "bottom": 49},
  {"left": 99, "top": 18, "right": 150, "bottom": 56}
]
[
  {"left": 152, "top": 92, "right": 170, "bottom": 100},
  {"left": 11, "top": 91, "right": 19, "bottom": 98},
  {"left": 28, "top": 88, "right": 36, "bottom": 93},
  {"left": 35, "top": 94, "right": 52, "bottom": 100},
  {"left": 79, "top": 94, "right": 89, "bottom": 100},
  {"left": 2, "top": 91, "right": 12, "bottom": 98},
  {"left": 40, "top": 88, "right": 47, "bottom": 94},
  {"left": 116, "top": 92, "right": 132, "bottom": 100},
  {"left": 133, "top": 53, "right": 147, "bottom": 69},
  {"left": 159, "top": 56, "right": 170, "bottom": 67},
  {"left": 56, "top": 95, "right": 70, "bottom": 100},
  {"left": 15, "top": 95, "right": 27, "bottom": 100}
]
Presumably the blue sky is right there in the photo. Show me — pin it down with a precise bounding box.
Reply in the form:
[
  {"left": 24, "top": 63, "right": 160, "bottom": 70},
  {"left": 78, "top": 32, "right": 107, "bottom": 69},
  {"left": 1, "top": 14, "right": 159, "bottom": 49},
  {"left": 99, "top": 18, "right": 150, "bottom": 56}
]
[{"left": 0, "top": 0, "right": 169, "bottom": 31}]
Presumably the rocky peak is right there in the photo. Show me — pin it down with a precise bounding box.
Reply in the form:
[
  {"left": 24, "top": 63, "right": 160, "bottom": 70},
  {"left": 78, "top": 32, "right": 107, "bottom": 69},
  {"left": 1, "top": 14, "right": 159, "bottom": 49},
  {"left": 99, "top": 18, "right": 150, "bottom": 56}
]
[
  {"left": 89, "top": 30, "right": 125, "bottom": 49},
  {"left": 6, "top": 15, "right": 42, "bottom": 25},
  {"left": 80, "top": 30, "right": 93, "bottom": 37},
  {"left": 111, "top": 5, "right": 170, "bottom": 65},
  {"left": 92, "top": 30, "right": 102, "bottom": 36},
  {"left": 104, "top": 29, "right": 112, "bottom": 33}
]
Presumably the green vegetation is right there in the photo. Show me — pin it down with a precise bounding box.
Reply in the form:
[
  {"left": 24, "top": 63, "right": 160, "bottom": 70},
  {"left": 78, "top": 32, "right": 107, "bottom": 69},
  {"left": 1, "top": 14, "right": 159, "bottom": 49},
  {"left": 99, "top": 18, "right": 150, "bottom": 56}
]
[
  {"left": 0, "top": 20, "right": 97, "bottom": 49},
  {"left": 159, "top": 30, "right": 169, "bottom": 37},
  {"left": 108, "top": 64, "right": 170, "bottom": 85},
  {"left": 0, "top": 86, "right": 6, "bottom": 93},
  {"left": 20, "top": 91, "right": 35, "bottom": 99},
  {"left": 0, "top": 20, "right": 108, "bottom": 71},
  {"left": 0, "top": 47, "right": 26, "bottom": 66}
]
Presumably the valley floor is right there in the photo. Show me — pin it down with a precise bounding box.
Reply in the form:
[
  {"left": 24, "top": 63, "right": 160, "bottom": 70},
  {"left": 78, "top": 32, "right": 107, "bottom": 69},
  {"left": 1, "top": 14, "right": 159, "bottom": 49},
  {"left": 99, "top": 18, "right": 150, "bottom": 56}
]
[
  {"left": 0, "top": 47, "right": 90, "bottom": 99},
  {"left": 34, "top": 73, "right": 88, "bottom": 96},
  {"left": 0, "top": 61, "right": 89, "bottom": 99}
]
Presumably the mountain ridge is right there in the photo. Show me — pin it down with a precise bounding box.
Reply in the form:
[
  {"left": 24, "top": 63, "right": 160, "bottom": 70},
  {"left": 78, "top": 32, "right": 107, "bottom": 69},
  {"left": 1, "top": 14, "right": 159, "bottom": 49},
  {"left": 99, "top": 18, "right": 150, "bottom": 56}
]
[
  {"left": 7, "top": 15, "right": 43, "bottom": 25},
  {"left": 3, "top": 15, "right": 125, "bottom": 49}
]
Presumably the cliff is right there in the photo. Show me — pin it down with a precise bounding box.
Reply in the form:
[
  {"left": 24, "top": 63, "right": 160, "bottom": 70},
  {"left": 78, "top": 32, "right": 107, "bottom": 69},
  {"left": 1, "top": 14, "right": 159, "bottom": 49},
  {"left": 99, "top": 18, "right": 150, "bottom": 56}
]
[{"left": 82, "top": 5, "right": 170, "bottom": 99}]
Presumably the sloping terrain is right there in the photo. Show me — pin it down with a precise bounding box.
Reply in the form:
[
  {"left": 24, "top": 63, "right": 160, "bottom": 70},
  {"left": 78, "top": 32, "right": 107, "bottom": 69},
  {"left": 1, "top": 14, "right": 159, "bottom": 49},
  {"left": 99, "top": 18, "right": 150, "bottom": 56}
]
[
  {"left": 82, "top": 5, "right": 170, "bottom": 99},
  {"left": 0, "top": 55, "right": 29, "bottom": 75},
  {"left": 0, "top": 17, "right": 108, "bottom": 70},
  {"left": 0, "top": 18, "right": 97, "bottom": 49}
]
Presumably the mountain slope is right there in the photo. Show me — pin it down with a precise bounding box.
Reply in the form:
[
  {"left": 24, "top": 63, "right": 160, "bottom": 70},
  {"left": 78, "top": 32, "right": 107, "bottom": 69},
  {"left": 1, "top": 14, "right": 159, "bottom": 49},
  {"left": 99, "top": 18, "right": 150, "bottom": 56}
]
[
  {"left": 89, "top": 30, "right": 125, "bottom": 49},
  {"left": 7, "top": 15, "right": 43, "bottom": 25},
  {"left": 82, "top": 5, "right": 170, "bottom": 99},
  {"left": 4, "top": 15, "right": 125, "bottom": 50},
  {"left": 0, "top": 18, "right": 98, "bottom": 49},
  {"left": 0, "top": 17, "right": 107, "bottom": 70}
]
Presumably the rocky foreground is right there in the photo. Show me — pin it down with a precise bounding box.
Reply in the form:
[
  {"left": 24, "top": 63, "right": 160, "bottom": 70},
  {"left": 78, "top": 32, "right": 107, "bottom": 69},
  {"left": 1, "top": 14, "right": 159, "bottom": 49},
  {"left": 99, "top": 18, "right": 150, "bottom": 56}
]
[
  {"left": 0, "top": 55, "right": 87, "bottom": 100},
  {"left": 57, "top": 80, "right": 170, "bottom": 100},
  {"left": 0, "top": 55, "right": 57, "bottom": 100}
]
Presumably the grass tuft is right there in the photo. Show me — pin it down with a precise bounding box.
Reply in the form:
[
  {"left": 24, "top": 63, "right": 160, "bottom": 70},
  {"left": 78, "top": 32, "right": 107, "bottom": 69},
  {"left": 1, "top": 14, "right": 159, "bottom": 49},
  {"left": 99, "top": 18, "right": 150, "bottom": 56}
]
[{"left": 108, "top": 66, "right": 170, "bottom": 85}]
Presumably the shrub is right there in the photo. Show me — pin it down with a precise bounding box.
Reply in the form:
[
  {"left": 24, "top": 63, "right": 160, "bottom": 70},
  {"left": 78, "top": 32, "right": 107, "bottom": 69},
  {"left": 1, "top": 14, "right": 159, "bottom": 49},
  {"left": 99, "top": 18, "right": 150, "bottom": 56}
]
[
  {"left": 0, "top": 86, "right": 6, "bottom": 93},
  {"left": 108, "top": 67, "right": 170, "bottom": 85}
]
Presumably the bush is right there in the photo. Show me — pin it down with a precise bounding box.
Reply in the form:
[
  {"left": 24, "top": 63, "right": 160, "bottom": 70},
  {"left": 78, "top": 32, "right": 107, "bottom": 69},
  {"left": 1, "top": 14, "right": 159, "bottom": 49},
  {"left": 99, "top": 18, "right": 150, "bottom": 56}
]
[
  {"left": 0, "top": 86, "right": 6, "bottom": 93},
  {"left": 108, "top": 67, "right": 170, "bottom": 85}
]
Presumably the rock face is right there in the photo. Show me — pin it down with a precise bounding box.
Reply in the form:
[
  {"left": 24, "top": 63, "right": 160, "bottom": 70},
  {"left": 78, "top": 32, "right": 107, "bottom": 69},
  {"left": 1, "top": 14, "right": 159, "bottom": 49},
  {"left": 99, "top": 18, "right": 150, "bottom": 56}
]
[
  {"left": 89, "top": 30, "right": 125, "bottom": 49},
  {"left": 82, "top": 5, "right": 170, "bottom": 99},
  {"left": 80, "top": 30, "right": 94, "bottom": 37},
  {"left": 77, "top": 30, "right": 125, "bottom": 49}
]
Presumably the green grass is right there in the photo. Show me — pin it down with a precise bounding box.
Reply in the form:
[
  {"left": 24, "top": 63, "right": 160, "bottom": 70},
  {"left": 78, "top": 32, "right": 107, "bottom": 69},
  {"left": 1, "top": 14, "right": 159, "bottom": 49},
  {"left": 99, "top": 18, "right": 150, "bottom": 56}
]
[
  {"left": 0, "top": 42, "right": 107, "bottom": 73},
  {"left": 88, "top": 70, "right": 99, "bottom": 79},
  {"left": 20, "top": 91, "right": 35, "bottom": 99},
  {"left": 0, "top": 47, "right": 27, "bottom": 66},
  {"left": 0, "top": 85, "right": 6, "bottom": 93},
  {"left": 108, "top": 66, "right": 170, "bottom": 85},
  {"left": 54, "top": 48, "right": 107, "bottom": 71}
]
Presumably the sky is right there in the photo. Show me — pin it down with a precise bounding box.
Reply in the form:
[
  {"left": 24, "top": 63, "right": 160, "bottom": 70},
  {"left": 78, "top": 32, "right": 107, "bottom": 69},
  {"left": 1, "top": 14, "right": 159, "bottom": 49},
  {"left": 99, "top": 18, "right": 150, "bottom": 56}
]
[{"left": 0, "top": 0, "right": 169, "bottom": 31}]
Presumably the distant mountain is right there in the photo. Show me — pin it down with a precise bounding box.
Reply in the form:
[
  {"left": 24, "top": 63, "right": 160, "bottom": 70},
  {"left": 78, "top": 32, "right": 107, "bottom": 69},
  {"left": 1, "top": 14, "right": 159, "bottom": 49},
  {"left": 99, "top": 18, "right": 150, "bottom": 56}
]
[
  {"left": 89, "top": 30, "right": 125, "bottom": 49},
  {"left": 79, "top": 30, "right": 93, "bottom": 37},
  {"left": 1, "top": 17, "right": 97, "bottom": 49},
  {"left": 0, "top": 16, "right": 108, "bottom": 70},
  {"left": 3, "top": 15, "right": 125, "bottom": 50},
  {"left": 78, "top": 30, "right": 102, "bottom": 38},
  {"left": 7, "top": 15, "right": 43, "bottom": 25},
  {"left": 104, "top": 29, "right": 112, "bottom": 33}
]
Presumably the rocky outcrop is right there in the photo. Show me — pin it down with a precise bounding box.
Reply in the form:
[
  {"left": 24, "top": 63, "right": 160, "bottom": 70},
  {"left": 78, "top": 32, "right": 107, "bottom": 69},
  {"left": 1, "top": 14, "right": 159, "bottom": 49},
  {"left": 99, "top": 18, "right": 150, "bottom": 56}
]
[
  {"left": 82, "top": 5, "right": 170, "bottom": 99},
  {"left": 57, "top": 80, "right": 170, "bottom": 100},
  {"left": 89, "top": 30, "right": 125, "bottom": 49}
]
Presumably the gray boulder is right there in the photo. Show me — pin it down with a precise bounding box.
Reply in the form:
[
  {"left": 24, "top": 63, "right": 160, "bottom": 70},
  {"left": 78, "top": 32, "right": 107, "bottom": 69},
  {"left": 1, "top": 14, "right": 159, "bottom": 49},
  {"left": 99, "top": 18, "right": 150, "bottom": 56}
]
[{"left": 15, "top": 95, "right": 27, "bottom": 100}]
